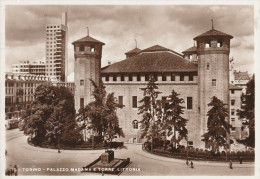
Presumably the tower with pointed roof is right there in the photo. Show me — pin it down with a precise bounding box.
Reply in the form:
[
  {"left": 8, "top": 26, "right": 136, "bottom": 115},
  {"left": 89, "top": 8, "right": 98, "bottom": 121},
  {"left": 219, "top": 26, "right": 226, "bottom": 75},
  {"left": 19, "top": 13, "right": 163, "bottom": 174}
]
[
  {"left": 72, "top": 33, "right": 105, "bottom": 112},
  {"left": 194, "top": 24, "right": 233, "bottom": 148}
]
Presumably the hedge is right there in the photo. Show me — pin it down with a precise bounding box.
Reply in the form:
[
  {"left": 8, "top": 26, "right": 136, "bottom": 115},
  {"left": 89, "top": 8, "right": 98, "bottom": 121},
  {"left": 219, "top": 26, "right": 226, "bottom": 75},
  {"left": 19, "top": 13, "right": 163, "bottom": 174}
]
[{"left": 145, "top": 147, "right": 254, "bottom": 162}]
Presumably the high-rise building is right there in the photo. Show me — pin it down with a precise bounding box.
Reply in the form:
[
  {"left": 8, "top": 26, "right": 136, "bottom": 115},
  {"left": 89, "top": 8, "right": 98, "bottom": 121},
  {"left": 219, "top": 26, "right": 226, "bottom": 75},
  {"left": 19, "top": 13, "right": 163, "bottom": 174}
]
[
  {"left": 45, "top": 12, "right": 68, "bottom": 82},
  {"left": 12, "top": 61, "right": 45, "bottom": 76}
]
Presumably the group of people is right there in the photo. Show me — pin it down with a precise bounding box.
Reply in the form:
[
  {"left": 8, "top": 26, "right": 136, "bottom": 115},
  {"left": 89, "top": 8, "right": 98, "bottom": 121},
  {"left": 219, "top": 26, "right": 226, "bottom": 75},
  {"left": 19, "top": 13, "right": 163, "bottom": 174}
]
[
  {"left": 186, "top": 158, "right": 194, "bottom": 168},
  {"left": 6, "top": 165, "right": 18, "bottom": 176}
]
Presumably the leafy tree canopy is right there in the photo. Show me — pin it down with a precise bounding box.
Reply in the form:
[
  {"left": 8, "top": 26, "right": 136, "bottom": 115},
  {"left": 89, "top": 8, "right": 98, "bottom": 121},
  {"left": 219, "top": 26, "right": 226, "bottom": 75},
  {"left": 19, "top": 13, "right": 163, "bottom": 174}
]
[
  {"left": 24, "top": 85, "right": 82, "bottom": 146},
  {"left": 77, "top": 80, "right": 124, "bottom": 143},
  {"left": 237, "top": 75, "right": 255, "bottom": 147}
]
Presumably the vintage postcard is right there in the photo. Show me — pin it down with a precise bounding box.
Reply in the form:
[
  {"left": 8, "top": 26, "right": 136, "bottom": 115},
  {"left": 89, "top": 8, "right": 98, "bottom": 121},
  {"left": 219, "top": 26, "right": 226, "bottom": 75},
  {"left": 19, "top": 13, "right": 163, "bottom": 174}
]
[{"left": 0, "top": 0, "right": 259, "bottom": 178}]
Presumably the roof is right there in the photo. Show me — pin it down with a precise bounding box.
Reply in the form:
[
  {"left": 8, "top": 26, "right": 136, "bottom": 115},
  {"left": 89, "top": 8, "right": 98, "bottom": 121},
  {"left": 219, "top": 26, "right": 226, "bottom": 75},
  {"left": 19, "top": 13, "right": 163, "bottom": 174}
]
[
  {"left": 101, "top": 45, "right": 197, "bottom": 73},
  {"left": 72, "top": 35, "right": 105, "bottom": 45},
  {"left": 182, "top": 46, "right": 197, "bottom": 53},
  {"left": 229, "top": 84, "right": 242, "bottom": 90},
  {"left": 194, "top": 29, "right": 233, "bottom": 40},
  {"left": 125, "top": 48, "right": 141, "bottom": 55},
  {"left": 139, "top": 45, "right": 183, "bottom": 57},
  {"left": 234, "top": 71, "right": 250, "bottom": 80}
]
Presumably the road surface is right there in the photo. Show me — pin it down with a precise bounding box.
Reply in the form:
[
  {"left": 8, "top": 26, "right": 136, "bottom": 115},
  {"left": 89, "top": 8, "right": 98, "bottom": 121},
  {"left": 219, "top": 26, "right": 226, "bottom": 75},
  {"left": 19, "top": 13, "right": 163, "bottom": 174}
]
[{"left": 5, "top": 129, "right": 255, "bottom": 176}]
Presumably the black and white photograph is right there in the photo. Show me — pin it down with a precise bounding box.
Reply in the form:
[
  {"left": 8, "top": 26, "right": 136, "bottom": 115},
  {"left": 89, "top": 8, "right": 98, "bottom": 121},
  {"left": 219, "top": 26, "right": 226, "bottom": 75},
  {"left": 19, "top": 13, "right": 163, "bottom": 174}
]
[{"left": 0, "top": 0, "right": 259, "bottom": 177}]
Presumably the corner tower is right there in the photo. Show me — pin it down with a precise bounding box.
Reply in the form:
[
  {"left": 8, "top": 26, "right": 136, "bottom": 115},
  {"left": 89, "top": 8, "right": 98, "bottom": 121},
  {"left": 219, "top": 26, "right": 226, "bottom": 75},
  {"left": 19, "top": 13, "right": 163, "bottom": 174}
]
[
  {"left": 72, "top": 33, "right": 105, "bottom": 112},
  {"left": 194, "top": 25, "right": 233, "bottom": 148}
]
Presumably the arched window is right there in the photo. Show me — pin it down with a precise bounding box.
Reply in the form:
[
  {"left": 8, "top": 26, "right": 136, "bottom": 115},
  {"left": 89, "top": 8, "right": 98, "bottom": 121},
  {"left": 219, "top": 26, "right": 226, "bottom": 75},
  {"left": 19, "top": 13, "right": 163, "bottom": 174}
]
[
  {"left": 132, "top": 120, "right": 138, "bottom": 129},
  {"left": 217, "top": 39, "right": 223, "bottom": 47},
  {"left": 206, "top": 62, "right": 210, "bottom": 70},
  {"left": 205, "top": 41, "right": 211, "bottom": 48}
]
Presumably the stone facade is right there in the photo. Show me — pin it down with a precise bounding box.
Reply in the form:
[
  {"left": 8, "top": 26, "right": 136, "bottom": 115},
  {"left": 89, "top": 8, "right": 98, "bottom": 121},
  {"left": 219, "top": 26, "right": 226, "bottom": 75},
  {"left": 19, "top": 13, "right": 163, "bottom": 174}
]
[
  {"left": 5, "top": 73, "right": 50, "bottom": 120},
  {"left": 73, "top": 35, "right": 105, "bottom": 112},
  {"left": 74, "top": 27, "right": 234, "bottom": 149}
]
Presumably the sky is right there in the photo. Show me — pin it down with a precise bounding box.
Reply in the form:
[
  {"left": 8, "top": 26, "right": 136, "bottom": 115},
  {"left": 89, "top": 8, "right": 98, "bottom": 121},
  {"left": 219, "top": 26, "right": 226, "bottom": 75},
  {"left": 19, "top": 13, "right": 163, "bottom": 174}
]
[{"left": 5, "top": 5, "right": 254, "bottom": 81}]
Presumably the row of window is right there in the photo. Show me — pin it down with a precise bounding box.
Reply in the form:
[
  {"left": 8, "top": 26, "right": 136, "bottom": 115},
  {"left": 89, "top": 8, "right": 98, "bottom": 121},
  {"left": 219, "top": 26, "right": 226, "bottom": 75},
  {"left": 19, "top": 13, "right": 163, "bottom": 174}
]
[
  {"left": 76, "top": 45, "right": 95, "bottom": 52},
  {"left": 47, "top": 26, "right": 60, "bottom": 28},
  {"left": 118, "top": 96, "right": 193, "bottom": 109},
  {"left": 104, "top": 74, "right": 195, "bottom": 82},
  {"left": 202, "top": 39, "right": 224, "bottom": 48},
  {"left": 79, "top": 96, "right": 193, "bottom": 110},
  {"left": 5, "top": 83, "right": 35, "bottom": 87}
]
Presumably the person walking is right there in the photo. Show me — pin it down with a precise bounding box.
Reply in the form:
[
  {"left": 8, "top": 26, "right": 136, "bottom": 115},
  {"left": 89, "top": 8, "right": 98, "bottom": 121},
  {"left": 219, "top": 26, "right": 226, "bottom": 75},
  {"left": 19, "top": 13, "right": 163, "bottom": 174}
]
[
  {"left": 190, "top": 161, "right": 194, "bottom": 168},
  {"left": 14, "top": 165, "right": 18, "bottom": 176},
  {"left": 229, "top": 160, "right": 233, "bottom": 169}
]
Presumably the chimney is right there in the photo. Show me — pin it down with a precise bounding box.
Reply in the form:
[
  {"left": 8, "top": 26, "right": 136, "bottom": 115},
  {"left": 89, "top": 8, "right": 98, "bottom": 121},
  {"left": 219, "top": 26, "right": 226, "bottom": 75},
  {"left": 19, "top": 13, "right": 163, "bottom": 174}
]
[{"left": 108, "top": 61, "right": 111, "bottom": 65}]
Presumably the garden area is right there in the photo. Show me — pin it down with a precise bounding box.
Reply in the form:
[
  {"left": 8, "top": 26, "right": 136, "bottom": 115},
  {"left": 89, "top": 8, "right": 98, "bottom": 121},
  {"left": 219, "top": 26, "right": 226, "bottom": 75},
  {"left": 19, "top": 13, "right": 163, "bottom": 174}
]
[{"left": 143, "top": 141, "right": 254, "bottom": 162}]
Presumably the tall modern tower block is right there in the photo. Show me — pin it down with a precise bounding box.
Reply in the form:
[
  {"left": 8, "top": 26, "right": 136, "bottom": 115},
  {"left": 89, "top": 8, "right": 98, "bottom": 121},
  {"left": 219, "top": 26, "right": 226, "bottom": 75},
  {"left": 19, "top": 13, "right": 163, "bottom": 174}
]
[{"left": 45, "top": 12, "right": 68, "bottom": 82}]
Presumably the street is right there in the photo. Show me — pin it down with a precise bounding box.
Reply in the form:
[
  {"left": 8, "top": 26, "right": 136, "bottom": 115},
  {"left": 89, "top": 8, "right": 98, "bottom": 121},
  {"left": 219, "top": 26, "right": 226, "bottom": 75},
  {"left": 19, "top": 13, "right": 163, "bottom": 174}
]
[{"left": 6, "top": 129, "right": 254, "bottom": 176}]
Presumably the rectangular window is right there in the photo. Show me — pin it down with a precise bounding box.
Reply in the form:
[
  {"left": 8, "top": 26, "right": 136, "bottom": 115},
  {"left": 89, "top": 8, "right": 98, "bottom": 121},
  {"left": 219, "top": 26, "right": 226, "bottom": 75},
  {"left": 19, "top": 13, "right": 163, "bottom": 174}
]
[
  {"left": 171, "top": 74, "right": 175, "bottom": 81},
  {"left": 80, "top": 80, "right": 84, "bottom": 86},
  {"left": 118, "top": 96, "right": 123, "bottom": 106},
  {"left": 79, "top": 45, "right": 84, "bottom": 51},
  {"left": 162, "top": 74, "right": 167, "bottom": 81},
  {"left": 180, "top": 75, "right": 184, "bottom": 81},
  {"left": 162, "top": 96, "right": 167, "bottom": 108},
  {"left": 188, "top": 141, "right": 193, "bottom": 147},
  {"left": 189, "top": 75, "right": 193, "bottom": 81},
  {"left": 187, "top": 97, "right": 193, "bottom": 109},
  {"left": 231, "top": 118, "right": 235, "bottom": 122},
  {"left": 137, "top": 74, "right": 141, "bottom": 81},
  {"left": 132, "top": 96, "right": 137, "bottom": 108},
  {"left": 145, "top": 74, "right": 149, "bottom": 81},
  {"left": 153, "top": 74, "right": 158, "bottom": 81},
  {"left": 144, "top": 96, "right": 150, "bottom": 106},
  {"left": 80, "top": 98, "right": 84, "bottom": 109},
  {"left": 105, "top": 75, "right": 109, "bottom": 81},
  {"left": 231, "top": 127, "right": 236, "bottom": 132},
  {"left": 231, "top": 90, "right": 235, "bottom": 94},
  {"left": 231, "top": 109, "right": 235, "bottom": 116},
  {"left": 231, "top": 100, "right": 235, "bottom": 106},
  {"left": 121, "top": 74, "right": 125, "bottom": 81},
  {"left": 113, "top": 74, "right": 117, "bottom": 81},
  {"left": 129, "top": 74, "right": 133, "bottom": 81},
  {"left": 212, "top": 79, "right": 216, "bottom": 86}
]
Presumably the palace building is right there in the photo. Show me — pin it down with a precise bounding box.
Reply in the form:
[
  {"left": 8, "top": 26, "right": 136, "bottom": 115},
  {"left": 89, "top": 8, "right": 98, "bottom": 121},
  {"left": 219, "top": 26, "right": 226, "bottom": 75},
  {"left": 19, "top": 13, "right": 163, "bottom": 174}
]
[{"left": 73, "top": 26, "right": 235, "bottom": 148}]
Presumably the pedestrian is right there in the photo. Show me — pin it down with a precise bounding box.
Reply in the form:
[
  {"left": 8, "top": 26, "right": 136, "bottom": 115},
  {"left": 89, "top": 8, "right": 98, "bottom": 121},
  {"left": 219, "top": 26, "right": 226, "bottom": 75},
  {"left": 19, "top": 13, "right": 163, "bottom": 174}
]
[
  {"left": 190, "top": 161, "right": 194, "bottom": 168},
  {"left": 102, "top": 171, "right": 104, "bottom": 176},
  {"left": 14, "top": 165, "right": 18, "bottom": 176},
  {"left": 239, "top": 156, "right": 243, "bottom": 164},
  {"left": 229, "top": 160, "right": 233, "bottom": 169},
  {"left": 186, "top": 158, "right": 189, "bottom": 166}
]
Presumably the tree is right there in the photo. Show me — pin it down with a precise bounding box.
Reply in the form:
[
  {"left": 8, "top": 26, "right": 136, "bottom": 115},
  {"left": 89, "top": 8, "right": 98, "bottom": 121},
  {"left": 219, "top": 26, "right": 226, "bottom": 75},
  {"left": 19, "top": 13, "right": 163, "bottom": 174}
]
[
  {"left": 237, "top": 75, "right": 255, "bottom": 147},
  {"left": 24, "top": 85, "right": 82, "bottom": 146},
  {"left": 164, "top": 90, "right": 188, "bottom": 148},
  {"left": 138, "top": 76, "right": 162, "bottom": 152},
  {"left": 202, "top": 96, "right": 231, "bottom": 152},
  {"left": 77, "top": 80, "right": 124, "bottom": 145}
]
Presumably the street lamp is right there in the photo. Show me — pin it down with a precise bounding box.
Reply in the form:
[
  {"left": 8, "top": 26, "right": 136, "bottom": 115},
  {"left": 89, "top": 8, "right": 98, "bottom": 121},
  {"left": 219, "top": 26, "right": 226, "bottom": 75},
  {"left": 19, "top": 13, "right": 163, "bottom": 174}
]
[
  {"left": 58, "top": 107, "right": 61, "bottom": 153},
  {"left": 186, "top": 136, "right": 189, "bottom": 160}
]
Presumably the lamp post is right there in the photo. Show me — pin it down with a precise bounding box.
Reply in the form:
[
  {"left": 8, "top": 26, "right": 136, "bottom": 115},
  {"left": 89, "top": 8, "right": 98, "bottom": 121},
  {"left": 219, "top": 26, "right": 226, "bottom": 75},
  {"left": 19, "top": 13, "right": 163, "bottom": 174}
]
[
  {"left": 58, "top": 107, "right": 61, "bottom": 153},
  {"left": 186, "top": 136, "right": 189, "bottom": 160}
]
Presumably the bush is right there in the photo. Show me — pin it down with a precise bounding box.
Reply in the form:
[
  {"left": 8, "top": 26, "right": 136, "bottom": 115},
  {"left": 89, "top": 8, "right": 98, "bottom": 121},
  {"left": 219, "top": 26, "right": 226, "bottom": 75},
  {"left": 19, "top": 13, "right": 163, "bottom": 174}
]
[{"left": 145, "top": 146, "right": 254, "bottom": 162}]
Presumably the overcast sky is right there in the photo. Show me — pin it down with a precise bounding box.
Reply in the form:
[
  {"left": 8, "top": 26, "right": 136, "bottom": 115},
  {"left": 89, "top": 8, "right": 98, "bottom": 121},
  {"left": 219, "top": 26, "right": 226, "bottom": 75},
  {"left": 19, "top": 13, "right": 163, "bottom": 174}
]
[{"left": 5, "top": 5, "right": 254, "bottom": 80}]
